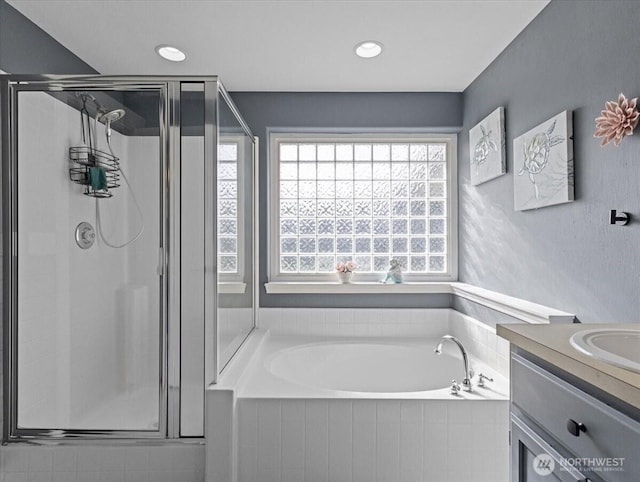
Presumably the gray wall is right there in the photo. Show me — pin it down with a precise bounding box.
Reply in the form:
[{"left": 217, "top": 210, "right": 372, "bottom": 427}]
[
  {"left": 459, "top": 0, "right": 640, "bottom": 323},
  {"left": 0, "top": 0, "right": 96, "bottom": 439},
  {"left": 230, "top": 91, "right": 462, "bottom": 308},
  {"left": 0, "top": 0, "right": 97, "bottom": 74},
  {"left": 5, "top": 0, "right": 637, "bottom": 320}
]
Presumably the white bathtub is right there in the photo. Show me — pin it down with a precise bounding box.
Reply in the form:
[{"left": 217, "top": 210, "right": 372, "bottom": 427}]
[
  {"left": 268, "top": 341, "right": 461, "bottom": 393},
  {"left": 207, "top": 332, "right": 510, "bottom": 482},
  {"left": 237, "top": 335, "right": 508, "bottom": 400}
]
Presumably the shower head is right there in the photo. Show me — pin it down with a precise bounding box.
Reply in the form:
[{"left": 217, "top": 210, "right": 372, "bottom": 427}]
[
  {"left": 98, "top": 109, "right": 126, "bottom": 124},
  {"left": 98, "top": 109, "right": 126, "bottom": 145}
]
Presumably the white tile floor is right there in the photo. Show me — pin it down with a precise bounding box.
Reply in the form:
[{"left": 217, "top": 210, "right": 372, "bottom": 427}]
[{"left": 0, "top": 444, "right": 205, "bottom": 482}]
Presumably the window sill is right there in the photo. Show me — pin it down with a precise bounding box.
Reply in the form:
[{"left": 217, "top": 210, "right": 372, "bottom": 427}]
[
  {"left": 219, "top": 282, "right": 247, "bottom": 294},
  {"left": 263, "top": 281, "right": 576, "bottom": 324},
  {"left": 264, "top": 281, "right": 452, "bottom": 294}
]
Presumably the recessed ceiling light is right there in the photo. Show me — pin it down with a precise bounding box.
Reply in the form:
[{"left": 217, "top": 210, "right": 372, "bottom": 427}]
[
  {"left": 355, "top": 41, "right": 383, "bottom": 59},
  {"left": 155, "top": 45, "right": 187, "bottom": 62}
]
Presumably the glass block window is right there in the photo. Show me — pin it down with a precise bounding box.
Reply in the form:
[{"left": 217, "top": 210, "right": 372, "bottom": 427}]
[
  {"left": 271, "top": 135, "right": 456, "bottom": 281},
  {"left": 218, "top": 142, "right": 239, "bottom": 274}
]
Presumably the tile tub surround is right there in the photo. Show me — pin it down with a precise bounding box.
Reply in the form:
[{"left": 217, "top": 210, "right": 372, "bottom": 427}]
[
  {"left": 236, "top": 398, "right": 508, "bottom": 482},
  {"left": 449, "top": 310, "right": 511, "bottom": 379},
  {"left": 0, "top": 444, "right": 205, "bottom": 481},
  {"left": 207, "top": 316, "right": 510, "bottom": 482}
]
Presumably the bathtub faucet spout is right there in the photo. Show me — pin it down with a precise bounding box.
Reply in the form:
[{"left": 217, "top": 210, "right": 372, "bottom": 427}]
[{"left": 434, "top": 335, "right": 473, "bottom": 392}]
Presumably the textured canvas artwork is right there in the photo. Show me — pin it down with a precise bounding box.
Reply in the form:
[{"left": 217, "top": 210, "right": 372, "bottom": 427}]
[
  {"left": 469, "top": 106, "right": 506, "bottom": 185},
  {"left": 514, "top": 110, "right": 574, "bottom": 211}
]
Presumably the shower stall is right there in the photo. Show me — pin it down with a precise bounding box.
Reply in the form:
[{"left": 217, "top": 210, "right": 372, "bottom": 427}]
[{"left": 0, "top": 76, "right": 257, "bottom": 440}]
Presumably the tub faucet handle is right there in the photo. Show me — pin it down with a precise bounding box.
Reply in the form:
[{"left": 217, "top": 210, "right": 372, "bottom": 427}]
[
  {"left": 462, "top": 377, "right": 472, "bottom": 392},
  {"left": 450, "top": 379, "right": 461, "bottom": 395},
  {"left": 477, "top": 373, "right": 494, "bottom": 388}
]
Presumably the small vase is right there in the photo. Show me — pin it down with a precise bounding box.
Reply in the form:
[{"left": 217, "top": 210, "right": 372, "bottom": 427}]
[{"left": 337, "top": 271, "right": 353, "bottom": 284}]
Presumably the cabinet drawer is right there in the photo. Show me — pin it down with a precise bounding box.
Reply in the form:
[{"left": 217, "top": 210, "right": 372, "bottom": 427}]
[
  {"left": 512, "top": 414, "right": 598, "bottom": 482},
  {"left": 512, "top": 353, "right": 640, "bottom": 481}
]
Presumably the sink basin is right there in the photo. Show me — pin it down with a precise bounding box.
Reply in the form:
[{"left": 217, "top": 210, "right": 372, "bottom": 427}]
[{"left": 570, "top": 329, "right": 640, "bottom": 373}]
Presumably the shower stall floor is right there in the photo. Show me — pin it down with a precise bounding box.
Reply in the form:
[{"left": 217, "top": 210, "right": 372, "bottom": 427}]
[{"left": 75, "top": 385, "right": 159, "bottom": 431}]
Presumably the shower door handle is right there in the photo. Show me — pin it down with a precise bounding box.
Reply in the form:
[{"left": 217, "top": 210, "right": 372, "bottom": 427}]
[{"left": 157, "top": 247, "right": 166, "bottom": 276}]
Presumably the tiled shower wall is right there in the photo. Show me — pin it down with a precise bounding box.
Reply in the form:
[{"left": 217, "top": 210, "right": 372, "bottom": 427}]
[{"left": 15, "top": 91, "right": 131, "bottom": 426}]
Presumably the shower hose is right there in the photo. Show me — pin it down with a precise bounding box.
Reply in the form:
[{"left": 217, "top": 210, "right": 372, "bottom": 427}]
[{"left": 95, "top": 115, "right": 145, "bottom": 249}]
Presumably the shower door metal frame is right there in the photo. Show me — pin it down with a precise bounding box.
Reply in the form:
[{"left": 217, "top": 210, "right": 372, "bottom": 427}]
[
  {"left": 1, "top": 75, "right": 254, "bottom": 442},
  {"left": 2, "top": 76, "right": 172, "bottom": 441},
  {"left": 0, "top": 75, "right": 214, "bottom": 441}
]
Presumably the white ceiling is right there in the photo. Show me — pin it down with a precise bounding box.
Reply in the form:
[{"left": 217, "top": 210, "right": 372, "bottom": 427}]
[{"left": 8, "top": 0, "right": 549, "bottom": 92}]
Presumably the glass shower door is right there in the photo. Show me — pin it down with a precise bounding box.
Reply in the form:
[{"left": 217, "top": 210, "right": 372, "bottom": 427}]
[
  {"left": 11, "top": 85, "right": 165, "bottom": 435},
  {"left": 217, "top": 89, "right": 256, "bottom": 370}
]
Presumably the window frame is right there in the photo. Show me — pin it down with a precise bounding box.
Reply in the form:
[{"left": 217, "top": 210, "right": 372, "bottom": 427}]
[
  {"left": 268, "top": 132, "right": 458, "bottom": 283},
  {"left": 218, "top": 136, "right": 246, "bottom": 283}
]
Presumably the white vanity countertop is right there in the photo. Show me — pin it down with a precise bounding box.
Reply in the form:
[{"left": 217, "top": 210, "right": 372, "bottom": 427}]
[{"left": 497, "top": 323, "right": 640, "bottom": 411}]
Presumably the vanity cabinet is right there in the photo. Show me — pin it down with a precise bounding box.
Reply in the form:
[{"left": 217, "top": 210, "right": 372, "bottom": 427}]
[{"left": 510, "top": 352, "right": 640, "bottom": 482}]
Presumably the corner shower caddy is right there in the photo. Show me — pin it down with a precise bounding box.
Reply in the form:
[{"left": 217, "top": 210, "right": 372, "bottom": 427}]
[
  {"left": 69, "top": 146, "right": 120, "bottom": 198},
  {"left": 68, "top": 94, "right": 121, "bottom": 198}
]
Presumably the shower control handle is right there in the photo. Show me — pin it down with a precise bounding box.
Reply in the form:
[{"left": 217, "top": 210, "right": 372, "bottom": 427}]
[{"left": 75, "top": 222, "right": 96, "bottom": 249}]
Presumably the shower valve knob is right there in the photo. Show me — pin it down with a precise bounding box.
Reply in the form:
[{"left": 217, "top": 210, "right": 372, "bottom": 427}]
[{"left": 75, "top": 222, "right": 96, "bottom": 249}]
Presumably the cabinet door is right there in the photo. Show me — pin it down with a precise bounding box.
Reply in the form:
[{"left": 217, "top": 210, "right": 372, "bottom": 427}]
[
  {"left": 512, "top": 415, "right": 598, "bottom": 482},
  {"left": 511, "top": 353, "right": 640, "bottom": 480}
]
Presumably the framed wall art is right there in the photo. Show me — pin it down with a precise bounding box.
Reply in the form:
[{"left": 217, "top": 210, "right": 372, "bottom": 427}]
[
  {"left": 469, "top": 106, "right": 506, "bottom": 186},
  {"left": 514, "top": 110, "right": 574, "bottom": 211}
]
